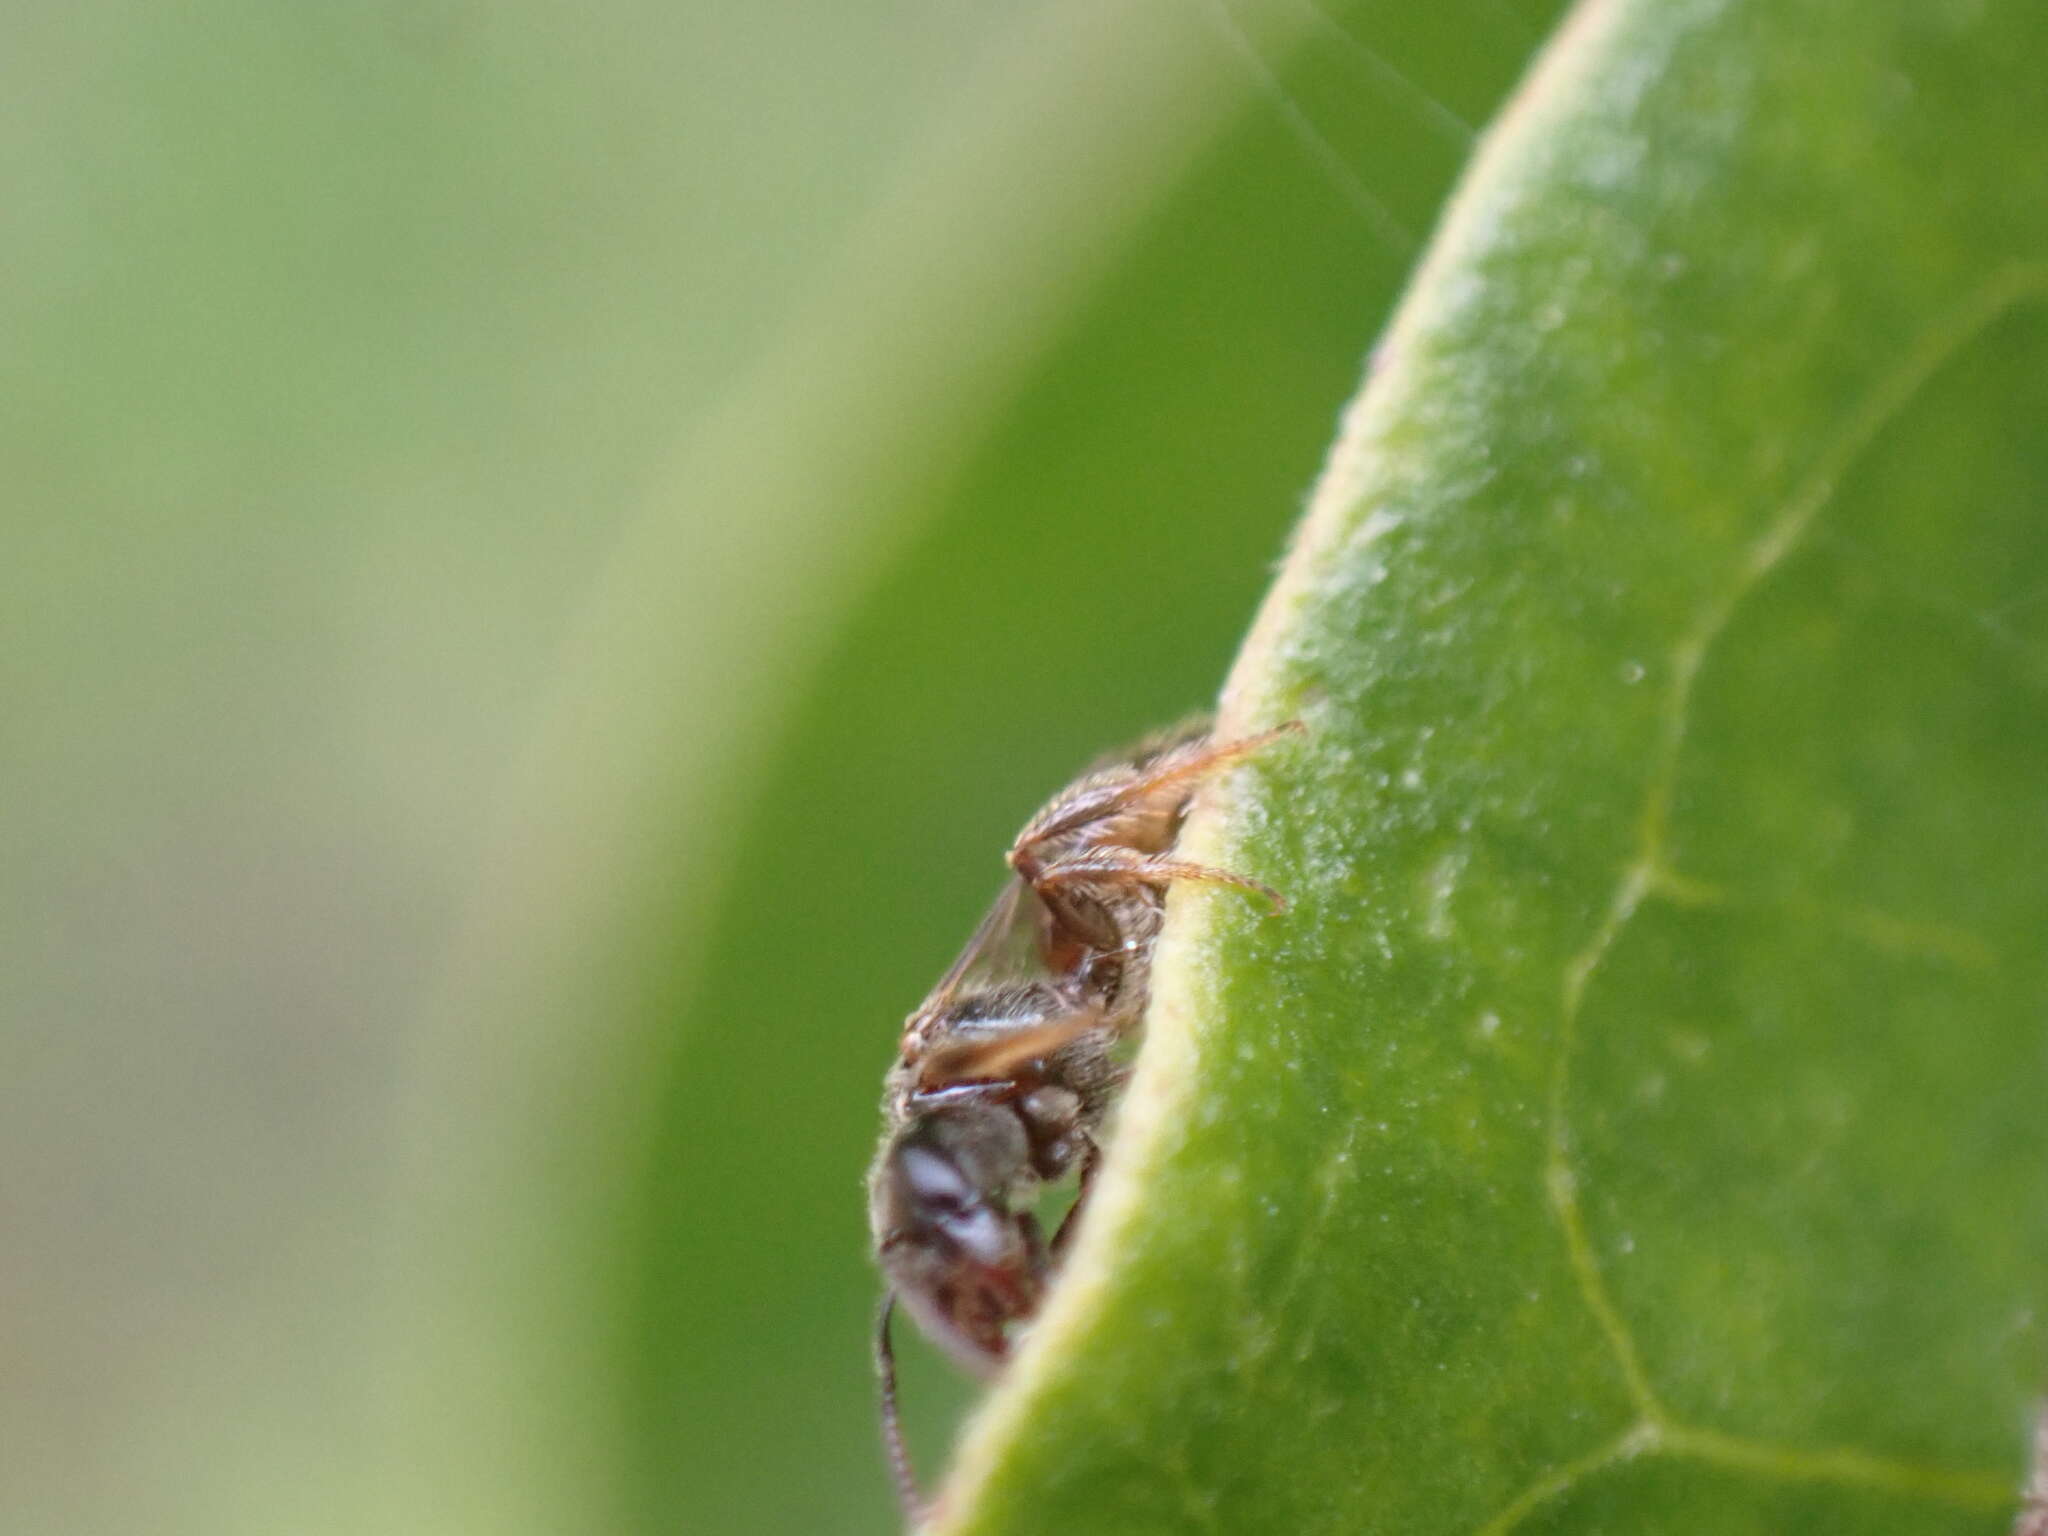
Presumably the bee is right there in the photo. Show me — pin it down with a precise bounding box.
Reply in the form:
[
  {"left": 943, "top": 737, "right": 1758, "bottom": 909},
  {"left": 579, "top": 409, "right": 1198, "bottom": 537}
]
[{"left": 868, "top": 720, "right": 1300, "bottom": 1520}]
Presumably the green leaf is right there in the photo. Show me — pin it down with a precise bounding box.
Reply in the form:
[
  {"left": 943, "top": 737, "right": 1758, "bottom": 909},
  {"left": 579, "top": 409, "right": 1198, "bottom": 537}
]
[{"left": 937, "top": 0, "right": 2048, "bottom": 1531}]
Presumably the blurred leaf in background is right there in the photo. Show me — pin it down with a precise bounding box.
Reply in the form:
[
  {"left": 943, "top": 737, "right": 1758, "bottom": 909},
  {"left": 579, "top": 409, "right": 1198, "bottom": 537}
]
[
  {"left": 0, "top": 0, "right": 1559, "bottom": 1533},
  {"left": 3, "top": 4, "right": 1045, "bottom": 1531}
]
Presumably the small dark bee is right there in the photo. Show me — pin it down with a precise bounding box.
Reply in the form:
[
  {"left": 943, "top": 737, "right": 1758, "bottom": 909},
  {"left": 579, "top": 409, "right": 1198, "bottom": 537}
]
[{"left": 868, "top": 720, "right": 1299, "bottom": 1521}]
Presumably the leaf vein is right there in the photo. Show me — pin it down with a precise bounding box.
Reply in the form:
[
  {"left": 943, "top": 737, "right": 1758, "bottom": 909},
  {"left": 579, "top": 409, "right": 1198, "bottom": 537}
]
[
  {"left": 1542, "top": 262, "right": 2048, "bottom": 1446},
  {"left": 1469, "top": 1418, "right": 2009, "bottom": 1536}
]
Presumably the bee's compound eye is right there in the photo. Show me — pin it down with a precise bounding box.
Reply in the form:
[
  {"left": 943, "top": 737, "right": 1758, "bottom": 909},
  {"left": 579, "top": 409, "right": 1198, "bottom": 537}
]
[
  {"left": 898, "top": 1144, "right": 1013, "bottom": 1268},
  {"left": 899, "top": 1143, "right": 974, "bottom": 1215}
]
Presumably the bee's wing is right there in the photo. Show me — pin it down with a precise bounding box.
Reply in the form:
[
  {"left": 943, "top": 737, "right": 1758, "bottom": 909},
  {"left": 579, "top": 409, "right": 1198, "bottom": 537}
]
[
  {"left": 907, "top": 876, "right": 1109, "bottom": 1092},
  {"left": 920, "top": 875, "right": 1046, "bottom": 1011}
]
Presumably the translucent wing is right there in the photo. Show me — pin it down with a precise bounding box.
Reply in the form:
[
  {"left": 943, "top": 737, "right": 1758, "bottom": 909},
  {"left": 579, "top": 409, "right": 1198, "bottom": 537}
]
[
  {"left": 901, "top": 876, "right": 1091, "bottom": 1091},
  {"left": 918, "top": 875, "right": 1047, "bottom": 1012}
]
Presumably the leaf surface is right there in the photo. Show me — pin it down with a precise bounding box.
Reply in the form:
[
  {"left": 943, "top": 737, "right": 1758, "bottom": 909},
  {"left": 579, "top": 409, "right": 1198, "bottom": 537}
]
[{"left": 939, "top": 0, "right": 2048, "bottom": 1530}]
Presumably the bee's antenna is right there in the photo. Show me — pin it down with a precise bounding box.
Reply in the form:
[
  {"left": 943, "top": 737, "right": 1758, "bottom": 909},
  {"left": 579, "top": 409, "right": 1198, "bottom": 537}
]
[{"left": 875, "top": 1292, "right": 926, "bottom": 1526}]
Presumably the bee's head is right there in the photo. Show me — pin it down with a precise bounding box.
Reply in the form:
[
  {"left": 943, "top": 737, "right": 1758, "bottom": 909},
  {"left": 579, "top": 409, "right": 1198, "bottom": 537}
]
[{"left": 870, "top": 1102, "right": 1047, "bottom": 1373}]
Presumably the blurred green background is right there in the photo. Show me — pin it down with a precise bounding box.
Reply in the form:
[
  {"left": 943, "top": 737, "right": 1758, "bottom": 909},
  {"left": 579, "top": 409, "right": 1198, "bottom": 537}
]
[{"left": 1, "top": 2, "right": 1557, "bottom": 1531}]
